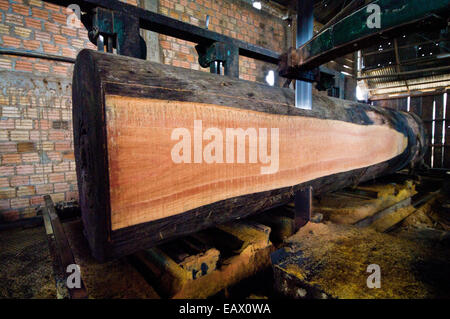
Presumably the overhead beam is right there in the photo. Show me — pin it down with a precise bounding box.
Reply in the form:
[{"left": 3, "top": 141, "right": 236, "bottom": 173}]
[
  {"left": 279, "top": 0, "right": 450, "bottom": 77},
  {"left": 44, "top": 0, "right": 280, "bottom": 64}
]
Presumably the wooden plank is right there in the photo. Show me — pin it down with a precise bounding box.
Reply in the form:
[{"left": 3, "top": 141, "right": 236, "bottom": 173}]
[
  {"left": 43, "top": 196, "right": 87, "bottom": 299},
  {"left": 72, "top": 50, "right": 427, "bottom": 261},
  {"left": 421, "top": 95, "right": 435, "bottom": 167},
  {"left": 354, "top": 197, "right": 412, "bottom": 227}
]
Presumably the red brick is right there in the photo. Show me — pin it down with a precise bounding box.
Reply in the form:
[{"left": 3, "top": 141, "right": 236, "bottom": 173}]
[
  {"left": 44, "top": 2, "right": 62, "bottom": 12},
  {"left": 55, "top": 141, "right": 71, "bottom": 151},
  {"left": 62, "top": 47, "right": 76, "bottom": 58},
  {"left": 61, "top": 26, "right": 77, "bottom": 37},
  {"left": 54, "top": 182, "right": 69, "bottom": 192},
  {"left": 0, "top": 166, "right": 15, "bottom": 176},
  {"left": 48, "top": 172, "right": 64, "bottom": 183},
  {"left": 15, "top": 60, "right": 33, "bottom": 72},
  {"left": 36, "top": 184, "right": 53, "bottom": 194},
  {"left": 34, "top": 163, "right": 52, "bottom": 174},
  {"left": 34, "top": 30, "right": 51, "bottom": 42},
  {"left": 0, "top": 119, "right": 15, "bottom": 130},
  {"left": 0, "top": 0, "right": 9, "bottom": 11},
  {"left": 54, "top": 34, "right": 67, "bottom": 46},
  {"left": 5, "top": 14, "right": 24, "bottom": 26},
  {"left": 23, "top": 39, "right": 40, "bottom": 50},
  {"left": 65, "top": 171, "right": 76, "bottom": 182},
  {"left": 53, "top": 65, "right": 68, "bottom": 75},
  {"left": 0, "top": 187, "right": 15, "bottom": 199},
  {"left": 32, "top": 8, "right": 49, "bottom": 20},
  {"left": 11, "top": 197, "right": 29, "bottom": 209},
  {"left": 21, "top": 153, "right": 39, "bottom": 163},
  {"left": 43, "top": 43, "right": 59, "bottom": 54},
  {"left": 0, "top": 177, "right": 9, "bottom": 187},
  {"left": 46, "top": 151, "right": 61, "bottom": 161},
  {"left": 25, "top": 17, "right": 43, "bottom": 29},
  {"left": 16, "top": 165, "right": 34, "bottom": 175},
  {"left": 49, "top": 130, "right": 65, "bottom": 140},
  {"left": 30, "top": 195, "right": 44, "bottom": 205},
  {"left": 70, "top": 38, "right": 84, "bottom": 48},
  {"left": 12, "top": 3, "right": 30, "bottom": 16},
  {"left": 44, "top": 22, "right": 59, "bottom": 34},
  {"left": 62, "top": 152, "right": 74, "bottom": 161},
  {"left": 2, "top": 153, "right": 21, "bottom": 164},
  {"left": 53, "top": 162, "right": 69, "bottom": 173},
  {"left": 51, "top": 12, "right": 67, "bottom": 25},
  {"left": 34, "top": 63, "right": 50, "bottom": 73},
  {"left": 10, "top": 175, "right": 29, "bottom": 186},
  {"left": 2, "top": 35, "right": 21, "bottom": 48},
  {"left": 17, "top": 185, "right": 35, "bottom": 197},
  {"left": 30, "top": 174, "right": 46, "bottom": 185}
]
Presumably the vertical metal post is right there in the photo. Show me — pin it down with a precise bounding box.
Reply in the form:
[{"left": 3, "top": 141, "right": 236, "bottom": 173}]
[
  {"left": 223, "top": 44, "right": 239, "bottom": 79},
  {"left": 293, "top": 186, "right": 312, "bottom": 232},
  {"left": 295, "top": 0, "right": 313, "bottom": 109}
]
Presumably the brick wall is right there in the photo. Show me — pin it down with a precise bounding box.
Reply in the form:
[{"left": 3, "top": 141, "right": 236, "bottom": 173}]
[
  {"left": 158, "top": 0, "right": 286, "bottom": 83},
  {"left": 0, "top": 0, "right": 288, "bottom": 223}
]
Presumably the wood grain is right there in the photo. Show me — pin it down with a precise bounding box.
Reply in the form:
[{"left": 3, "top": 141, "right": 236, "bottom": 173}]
[{"left": 106, "top": 96, "right": 407, "bottom": 230}]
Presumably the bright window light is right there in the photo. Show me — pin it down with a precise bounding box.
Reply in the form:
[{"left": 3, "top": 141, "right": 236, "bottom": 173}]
[
  {"left": 356, "top": 86, "right": 364, "bottom": 101},
  {"left": 356, "top": 82, "right": 368, "bottom": 101},
  {"left": 265, "top": 70, "right": 275, "bottom": 86},
  {"left": 431, "top": 100, "right": 436, "bottom": 168},
  {"left": 253, "top": 1, "right": 262, "bottom": 10}
]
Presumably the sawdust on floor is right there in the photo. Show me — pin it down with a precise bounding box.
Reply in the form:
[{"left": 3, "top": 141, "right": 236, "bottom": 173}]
[
  {"left": 0, "top": 226, "right": 56, "bottom": 298},
  {"left": 282, "top": 222, "right": 450, "bottom": 299}
]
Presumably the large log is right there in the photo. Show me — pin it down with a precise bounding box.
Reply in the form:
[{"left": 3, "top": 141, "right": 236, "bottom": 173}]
[{"left": 72, "top": 49, "right": 426, "bottom": 261}]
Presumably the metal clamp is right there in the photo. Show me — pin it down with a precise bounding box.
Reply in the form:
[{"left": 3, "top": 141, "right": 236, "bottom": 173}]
[
  {"left": 84, "top": 7, "right": 146, "bottom": 59},
  {"left": 196, "top": 42, "right": 239, "bottom": 78}
]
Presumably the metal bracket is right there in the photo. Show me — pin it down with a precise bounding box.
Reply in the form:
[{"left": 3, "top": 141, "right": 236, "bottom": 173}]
[
  {"left": 85, "top": 7, "right": 146, "bottom": 59},
  {"left": 293, "top": 186, "right": 312, "bottom": 232},
  {"left": 196, "top": 42, "right": 239, "bottom": 78},
  {"left": 278, "top": 62, "right": 319, "bottom": 83}
]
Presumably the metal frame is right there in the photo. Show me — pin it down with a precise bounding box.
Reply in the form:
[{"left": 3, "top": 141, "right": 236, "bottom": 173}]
[
  {"left": 279, "top": 0, "right": 450, "bottom": 76},
  {"left": 45, "top": 0, "right": 280, "bottom": 67},
  {"left": 295, "top": 0, "right": 314, "bottom": 109},
  {"left": 293, "top": 186, "right": 312, "bottom": 232}
]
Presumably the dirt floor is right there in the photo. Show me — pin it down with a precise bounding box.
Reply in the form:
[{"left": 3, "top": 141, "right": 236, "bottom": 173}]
[
  {"left": 276, "top": 222, "right": 450, "bottom": 298},
  {"left": 0, "top": 226, "right": 56, "bottom": 298},
  {"left": 0, "top": 175, "right": 448, "bottom": 299}
]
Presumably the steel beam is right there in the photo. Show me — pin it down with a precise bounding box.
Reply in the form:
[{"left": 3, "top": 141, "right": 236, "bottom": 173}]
[
  {"left": 295, "top": 0, "right": 313, "bottom": 109},
  {"left": 293, "top": 186, "right": 312, "bottom": 232},
  {"left": 280, "top": 0, "right": 450, "bottom": 75}
]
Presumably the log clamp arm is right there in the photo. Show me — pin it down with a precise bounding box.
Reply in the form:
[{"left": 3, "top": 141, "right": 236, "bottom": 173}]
[
  {"left": 195, "top": 42, "right": 239, "bottom": 78},
  {"left": 293, "top": 186, "right": 312, "bottom": 232}
]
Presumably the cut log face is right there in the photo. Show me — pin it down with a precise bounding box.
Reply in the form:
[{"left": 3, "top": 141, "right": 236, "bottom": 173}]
[
  {"left": 106, "top": 96, "right": 408, "bottom": 230},
  {"left": 72, "top": 50, "right": 426, "bottom": 261}
]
